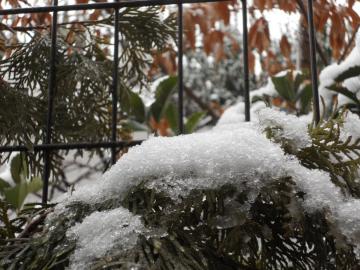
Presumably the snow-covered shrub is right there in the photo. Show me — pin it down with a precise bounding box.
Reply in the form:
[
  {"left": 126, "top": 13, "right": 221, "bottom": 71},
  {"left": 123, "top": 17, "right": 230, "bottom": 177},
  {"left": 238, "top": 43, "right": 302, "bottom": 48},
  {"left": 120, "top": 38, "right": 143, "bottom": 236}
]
[
  {"left": 1, "top": 108, "right": 360, "bottom": 269},
  {"left": 250, "top": 70, "right": 313, "bottom": 115},
  {"left": 250, "top": 32, "right": 360, "bottom": 117},
  {"left": 319, "top": 32, "right": 360, "bottom": 112}
]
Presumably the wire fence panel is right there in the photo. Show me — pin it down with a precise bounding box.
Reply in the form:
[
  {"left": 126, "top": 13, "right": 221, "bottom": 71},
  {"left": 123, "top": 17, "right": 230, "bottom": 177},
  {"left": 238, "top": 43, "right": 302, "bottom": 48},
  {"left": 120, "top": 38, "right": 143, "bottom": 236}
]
[{"left": 0, "top": 0, "right": 320, "bottom": 203}]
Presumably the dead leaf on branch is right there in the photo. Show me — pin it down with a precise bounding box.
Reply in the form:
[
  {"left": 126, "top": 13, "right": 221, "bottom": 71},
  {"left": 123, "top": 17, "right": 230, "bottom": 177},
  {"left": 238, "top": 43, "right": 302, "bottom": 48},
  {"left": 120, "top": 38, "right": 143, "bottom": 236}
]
[
  {"left": 280, "top": 35, "right": 291, "bottom": 59},
  {"left": 249, "top": 17, "right": 270, "bottom": 53},
  {"left": 330, "top": 11, "right": 346, "bottom": 59}
]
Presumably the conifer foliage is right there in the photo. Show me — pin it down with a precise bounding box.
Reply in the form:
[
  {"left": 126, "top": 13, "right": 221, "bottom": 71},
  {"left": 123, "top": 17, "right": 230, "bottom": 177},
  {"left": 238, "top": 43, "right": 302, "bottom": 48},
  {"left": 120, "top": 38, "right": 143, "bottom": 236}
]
[
  {"left": 1, "top": 111, "right": 360, "bottom": 269},
  {"left": 0, "top": 6, "right": 176, "bottom": 187}
]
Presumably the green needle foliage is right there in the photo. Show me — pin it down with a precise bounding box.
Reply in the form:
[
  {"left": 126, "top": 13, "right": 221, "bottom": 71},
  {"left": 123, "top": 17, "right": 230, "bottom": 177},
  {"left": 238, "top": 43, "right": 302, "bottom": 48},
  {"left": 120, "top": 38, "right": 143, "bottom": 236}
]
[
  {"left": 299, "top": 115, "right": 360, "bottom": 197},
  {"left": 0, "top": 7, "right": 176, "bottom": 187},
  {"left": 1, "top": 115, "right": 359, "bottom": 269},
  {"left": 265, "top": 110, "right": 360, "bottom": 198}
]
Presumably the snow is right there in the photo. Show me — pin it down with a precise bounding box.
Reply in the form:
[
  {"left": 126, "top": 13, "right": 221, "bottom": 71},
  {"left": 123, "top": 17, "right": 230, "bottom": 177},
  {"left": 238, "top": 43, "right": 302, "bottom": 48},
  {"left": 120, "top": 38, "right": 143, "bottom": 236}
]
[
  {"left": 0, "top": 163, "right": 13, "bottom": 186},
  {"left": 250, "top": 77, "right": 277, "bottom": 100},
  {"left": 216, "top": 104, "right": 311, "bottom": 148},
  {"left": 319, "top": 32, "right": 360, "bottom": 108},
  {"left": 215, "top": 101, "right": 266, "bottom": 127},
  {"left": 342, "top": 111, "right": 360, "bottom": 142},
  {"left": 256, "top": 108, "right": 311, "bottom": 148},
  {"left": 56, "top": 121, "right": 287, "bottom": 207},
  {"left": 0, "top": 152, "right": 19, "bottom": 186},
  {"left": 51, "top": 106, "right": 360, "bottom": 263},
  {"left": 216, "top": 102, "right": 246, "bottom": 125},
  {"left": 140, "top": 75, "right": 169, "bottom": 107},
  {"left": 67, "top": 207, "right": 144, "bottom": 270}
]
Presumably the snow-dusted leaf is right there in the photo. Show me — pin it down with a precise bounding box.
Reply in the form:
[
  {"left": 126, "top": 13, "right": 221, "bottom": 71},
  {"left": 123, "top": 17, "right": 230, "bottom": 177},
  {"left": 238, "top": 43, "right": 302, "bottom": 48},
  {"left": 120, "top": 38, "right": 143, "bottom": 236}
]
[{"left": 335, "top": 66, "right": 360, "bottom": 83}]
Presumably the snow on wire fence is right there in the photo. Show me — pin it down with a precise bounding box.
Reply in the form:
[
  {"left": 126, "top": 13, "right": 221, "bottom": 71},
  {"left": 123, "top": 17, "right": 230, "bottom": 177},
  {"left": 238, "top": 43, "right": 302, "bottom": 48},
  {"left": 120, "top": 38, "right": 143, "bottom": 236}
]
[{"left": 0, "top": 0, "right": 321, "bottom": 204}]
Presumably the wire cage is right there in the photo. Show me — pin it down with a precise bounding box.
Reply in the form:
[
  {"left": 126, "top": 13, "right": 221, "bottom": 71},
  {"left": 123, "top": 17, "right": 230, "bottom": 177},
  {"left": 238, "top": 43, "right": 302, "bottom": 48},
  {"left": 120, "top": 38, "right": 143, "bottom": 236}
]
[{"left": 0, "top": 0, "right": 321, "bottom": 204}]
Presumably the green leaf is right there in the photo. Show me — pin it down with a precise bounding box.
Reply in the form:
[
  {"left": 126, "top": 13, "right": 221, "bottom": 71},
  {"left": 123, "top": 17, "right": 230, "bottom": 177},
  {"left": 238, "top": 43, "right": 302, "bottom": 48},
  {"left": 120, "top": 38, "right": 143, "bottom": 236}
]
[
  {"left": 297, "top": 84, "right": 313, "bottom": 114},
  {"left": 120, "top": 88, "right": 146, "bottom": 123},
  {"left": 293, "top": 73, "right": 305, "bottom": 93},
  {"left": 4, "top": 183, "right": 28, "bottom": 209},
  {"left": 10, "top": 154, "right": 22, "bottom": 184},
  {"left": 3, "top": 178, "right": 42, "bottom": 210},
  {"left": 327, "top": 84, "right": 360, "bottom": 106},
  {"left": 129, "top": 91, "right": 146, "bottom": 122},
  {"left": 150, "top": 76, "right": 177, "bottom": 121},
  {"left": 27, "top": 177, "right": 43, "bottom": 194},
  {"left": 185, "top": 111, "right": 206, "bottom": 134},
  {"left": 335, "top": 66, "right": 360, "bottom": 82},
  {"left": 271, "top": 73, "right": 296, "bottom": 102},
  {"left": 120, "top": 87, "right": 132, "bottom": 112},
  {"left": 0, "top": 178, "right": 10, "bottom": 192},
  {"left": 251, "top": 95, "right": 271, "bottom": 107},
  {"left": 164, "top": 103, "right": 179, "bottom": 133},
  {"left": 21, "top": 154, "right": 29, "bottom": 179}
]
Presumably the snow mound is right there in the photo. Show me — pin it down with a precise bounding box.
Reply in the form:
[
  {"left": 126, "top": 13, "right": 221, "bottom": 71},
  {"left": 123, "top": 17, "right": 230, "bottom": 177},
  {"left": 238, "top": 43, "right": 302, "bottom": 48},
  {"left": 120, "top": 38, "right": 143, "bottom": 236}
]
[
  {"left": 216, "top": 102, "right": 246, "bottom": 125},
  {"left": 215, "top": 101, "right": 266, "bottom": 127},
  {"left": 256, "top": 108, "right": 311, "bottom": 148},
  {"left": 216, "top": 105, "right": 311, "bottom": 149},
  {"left": 57, "top": 121, "right": 286, "bottom": 206},
  {"left": 250, "top": 77, "right": 277, "bottom": 99},
  {"left": 53, "top": 107, "right": 360, "bottom": 263},
  {"left": 67, "top": 207, "right": 144, "bottom": 270}
]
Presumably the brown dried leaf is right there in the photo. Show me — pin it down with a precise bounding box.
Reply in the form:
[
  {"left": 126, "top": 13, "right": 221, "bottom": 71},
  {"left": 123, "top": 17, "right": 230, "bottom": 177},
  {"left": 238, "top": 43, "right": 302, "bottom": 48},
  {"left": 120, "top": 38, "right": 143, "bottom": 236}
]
[
  {"left": 184, "top": 10, "right": 196, "bottom": 50},
  {"left": 90, "top": 9, "right": 102, "bottom": 21},
  {"left": 329, "top": 11, "right": 346, "bottom": 59},
  {"left": 280, "top": 35, "right": 291, "bottom": 59},
  {"left": 214, "top": 2, "right": 230, "bottom": 25},
  {"left": 346, "top": 7, "right": 360, "bottom": 29},
  {"left": 20, "top": 15, "right": 30, "bottom": 27},
  {"left": 278, "top": 0, "right": 297, "bottom": 13},
  {"left": 254, "top": 0, "right": 266, "bottom": 12},
  {"left": 248, "top": 51, "right": 255, "bottom": 74},
  {"left": 203, "top": 30, "right": 224, "bottom": 56},
  {"left": 249, "top": 18, "right": 270, "bottom": 53}
]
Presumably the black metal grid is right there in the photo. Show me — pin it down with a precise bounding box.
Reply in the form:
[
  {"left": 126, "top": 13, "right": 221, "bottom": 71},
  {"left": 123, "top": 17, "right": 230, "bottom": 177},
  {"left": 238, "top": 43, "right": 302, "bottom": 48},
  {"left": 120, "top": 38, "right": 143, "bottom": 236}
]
[{"left": 0, "top": 0, "right": 321, "bottom": 203}]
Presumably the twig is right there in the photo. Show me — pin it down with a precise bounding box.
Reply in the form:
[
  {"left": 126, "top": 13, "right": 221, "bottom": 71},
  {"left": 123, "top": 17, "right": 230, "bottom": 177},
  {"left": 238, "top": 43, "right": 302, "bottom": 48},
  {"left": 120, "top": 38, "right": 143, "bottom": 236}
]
[
  {"left": 17, "top": 208, "right": 53, "bottom": 239},
  {"left": 1, "top": 17, "right": 112, "bottom": 32},
  {"left": 0, "top": 201, "right": 15, "bottom": 238},
  {"left": 338, "top": 25, "right": 359, "bottom": 63}
]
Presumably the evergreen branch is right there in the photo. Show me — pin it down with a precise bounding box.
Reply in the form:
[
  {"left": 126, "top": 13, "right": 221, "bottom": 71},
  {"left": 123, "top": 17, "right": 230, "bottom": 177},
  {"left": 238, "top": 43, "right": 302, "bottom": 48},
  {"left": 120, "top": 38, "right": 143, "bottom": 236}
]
[
  {"left": 0, "top": 17, "right": 112, "bottom": 32},
  {"left": 0, "top": 200, "right": 15, "bottom": 239},
  {"left": 0, "top": 7, "right": 176, "bottom": 186}
]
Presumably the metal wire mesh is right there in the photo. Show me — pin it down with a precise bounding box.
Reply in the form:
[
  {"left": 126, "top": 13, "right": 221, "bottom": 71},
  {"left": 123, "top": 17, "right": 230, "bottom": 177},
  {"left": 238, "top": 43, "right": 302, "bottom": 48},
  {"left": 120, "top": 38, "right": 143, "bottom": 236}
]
[{"left": 0, "top": 0, "right": 321, "bottom": 203}]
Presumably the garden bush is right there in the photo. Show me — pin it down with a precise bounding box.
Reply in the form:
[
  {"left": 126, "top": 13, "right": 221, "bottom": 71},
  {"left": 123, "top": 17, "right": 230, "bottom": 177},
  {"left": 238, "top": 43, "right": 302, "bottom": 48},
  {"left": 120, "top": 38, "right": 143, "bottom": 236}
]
[{"left": 1, "top": 107, "right": 360, "bottom": 269}]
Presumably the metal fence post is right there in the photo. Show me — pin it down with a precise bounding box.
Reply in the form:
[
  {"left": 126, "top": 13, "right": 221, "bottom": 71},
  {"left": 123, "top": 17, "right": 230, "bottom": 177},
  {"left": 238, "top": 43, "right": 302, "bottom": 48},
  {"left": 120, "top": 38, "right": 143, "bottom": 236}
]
[
  {"left": 242, "top": 0, "right": 250, "bottom": 122},
  {"left": 111, "top": 0, "right": 120, "bottom": 165},
  {"left": 178, "top": 0, "right": 184, "bottom": 134},
  {"left": 42, "top": 0, "right": 58, "bottom": 204},
  {"left": 306, "top": 0, "right": 321, "bottom": 124}
]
